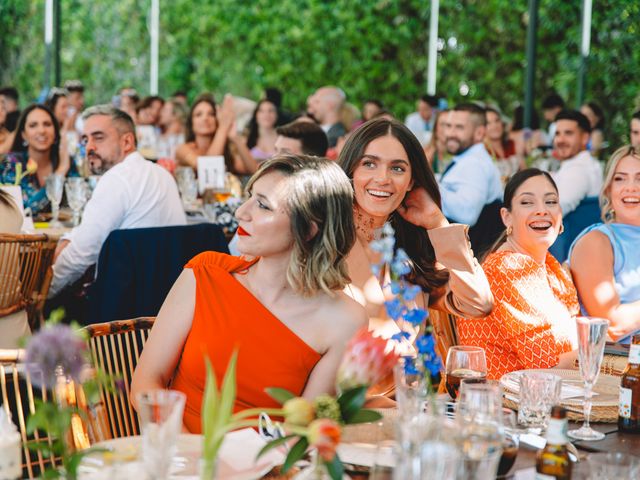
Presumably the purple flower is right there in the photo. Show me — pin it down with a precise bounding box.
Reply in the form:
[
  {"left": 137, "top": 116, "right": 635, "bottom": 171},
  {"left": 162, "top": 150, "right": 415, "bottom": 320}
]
[
  {"left": 25, "top": 324, "right": 88, "bottom": 388},
  {"left": 402, "top": 284, "right": 422, "bottom": 302},
  {"left": 384, "top": 298, "right": 406, "bottom": 320},
  {"left": 403, "top": 308, "right": 427, "bottom": 326},
  {"left": 415, "top": 333, "right": 436, "bottom": 355},
  {"left": 402, "top": 356, "right": 420, "bottom": 376}
]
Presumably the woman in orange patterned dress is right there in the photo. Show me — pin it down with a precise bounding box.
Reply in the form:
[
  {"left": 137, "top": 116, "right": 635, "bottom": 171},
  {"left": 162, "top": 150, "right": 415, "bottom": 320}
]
[
  {"left": 131, "top": 155, "right": 367, "bottom": 432},
  {"left": 457, "top": 169, "right": 579, "bottom": 379}
]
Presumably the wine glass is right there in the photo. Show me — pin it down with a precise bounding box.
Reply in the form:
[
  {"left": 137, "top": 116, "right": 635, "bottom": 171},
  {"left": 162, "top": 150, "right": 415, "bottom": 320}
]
[
  {"left": 497, "top": 408, "right": 519, "bottom": 479},
  {"left": 567, "top": 317, "right": 609, "bottom": 441},
  {"left": 45, "top": 174, "right": 65, "bottom": 227},
  {"left": 65, "top": 178, "right": 87, "bottom": 226},
  {"left": 445, "top": 346, "right": 488, "bottom": 400}
]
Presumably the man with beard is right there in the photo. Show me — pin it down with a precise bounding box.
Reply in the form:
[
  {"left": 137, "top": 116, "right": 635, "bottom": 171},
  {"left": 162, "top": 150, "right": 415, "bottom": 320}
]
[
  {"left": 49, "top": 105, "right": 185, "bottom": 297},
  {"left": 438, "top": 103, "right": 502, "bottom": 226},
  {"left": 551, "top": 110, "right": 602, "bottom": 216}
]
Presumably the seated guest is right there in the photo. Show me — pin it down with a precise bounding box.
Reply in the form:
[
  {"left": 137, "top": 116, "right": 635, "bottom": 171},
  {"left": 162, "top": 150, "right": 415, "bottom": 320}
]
[
  {"left": 423, "top": 109, "right": 451, "bottom": 175},
  {"left": 405, "top": 94, "right": 438, "bottom": 146},
  {"left": 175, "top": 93, "right": 258, "bottom": 175},
  {"left": 156, "top": 99, "right": 188, "bottom": 172},
  {"left": 580, "top": 101, "right": 605, "bottom": 158},
  {"left": 338, "top": 118, "right": 493, "bottom": 325},
  {"left": 0, "top": 190, "right": 28, "bottom": 347},
  {"left": 274, "top": 121, "right": 328, "bottom": 157},
  {"left": 49, "top": 105, "right": 186, "bottom": 298},
  {"left": 244, "top": 99, "right": 283, "bottom": 161},
  {"left": 0, "top": 104, "right": 71, "bottom": 215},
  {"left": 542, "top": 93, "right": 565, "bottom": 144},
  {"left": 307, "top": 86, "right": 347, "bottom": 148},
  {"left": 438, "top": 103, "right": 503, "bottom": 227},
  {"left": 0, "top": 95, "right": 13, "bottom": 154},
  {"left": 131, "top": 155, "right": 367, "bottom": 432},
  {"left": 630, "top": 111, "right": 640, "bottom": 148},
  {"left": 484, "top": 105, "right": 524, "bottom": 183},
  {"left": 457, "top": 169, "right": 579, "bottom": 379},
  {"left": 508, "top": 105, "right": 548, "bottom": 157},
  {"left": 551, "top": 110, "right": 603, "bottom": 216},
  {"left": 569, "top": 146, "right": 640, "bottom": 343}
]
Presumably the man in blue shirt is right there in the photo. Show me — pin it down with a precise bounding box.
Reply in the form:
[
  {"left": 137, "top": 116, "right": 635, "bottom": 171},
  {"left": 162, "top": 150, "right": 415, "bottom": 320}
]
[{"left": 438, "top": 103, "right": 502, "bottom": 227}]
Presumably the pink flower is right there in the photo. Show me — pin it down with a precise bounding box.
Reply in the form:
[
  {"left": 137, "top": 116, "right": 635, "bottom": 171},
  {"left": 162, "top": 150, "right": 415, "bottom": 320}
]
[
  {"left": 336, "top": 328, "right": 399, "bottom": 392},
  {"left": 283, "top": 397, "right": 315, "bottom": 426},
  {"left": 308, "top": 418, "right": 341, "bottom": 461}
]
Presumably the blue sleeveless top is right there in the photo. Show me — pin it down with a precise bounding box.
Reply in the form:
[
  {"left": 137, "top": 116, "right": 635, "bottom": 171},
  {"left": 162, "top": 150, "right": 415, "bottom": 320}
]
[{"left": 569, "top": 223, "right": 640, "bottom": 344}]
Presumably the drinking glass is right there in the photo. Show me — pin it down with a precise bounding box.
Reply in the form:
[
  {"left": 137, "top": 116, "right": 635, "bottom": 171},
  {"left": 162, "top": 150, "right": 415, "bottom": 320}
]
[
  {"left": 497, "top": 408, "right": 519, "bottom": 479},
  {"left": 136, "top": 390, "right": 186, "bottom": 480},
  {"left": 175, "top": 167, "right": 198, "bottom": 206},
  {"left": 587, "top": 452, "right": 640, "bottom": 479},
  {"left": 65, "top": 177, "right": 88, "bottom": 226},
  {"left": 456, "top": 382, "right": 504, "bottom": 480},
  {"left": 568, "top": 317, "right": 609, "bottom": 441},
  {"left": 517, "top": 371, "right": 562, "bottom": 430},
  {"left": 394, "top": 360, "right": 428, "bottom": 419},
  {"left": 45, "top": 174, "right": 65, "bottom": 227},
  {"left": 445, "top": 346, "right": 487, "bottom": 400}
]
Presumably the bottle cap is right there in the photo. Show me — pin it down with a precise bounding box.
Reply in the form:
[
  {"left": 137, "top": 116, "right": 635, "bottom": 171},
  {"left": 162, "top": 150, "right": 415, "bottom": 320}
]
[{"left": 550, "top": 405, "right": 567, "bottom": 419}]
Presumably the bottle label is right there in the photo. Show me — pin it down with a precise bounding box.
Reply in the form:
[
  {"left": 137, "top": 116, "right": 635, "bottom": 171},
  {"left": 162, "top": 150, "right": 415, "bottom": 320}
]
[
  {"left": 630, "top": 344, "right": 640, "bottom": 364},
  {"left": 535, "top": 474, "right": 556, "bottom": 480},
  {"left": 619, "top": 387, "right": 632, "bottom": 419},
  {"left": 546, "top": 418, "right": 568, "bottom": 445}
]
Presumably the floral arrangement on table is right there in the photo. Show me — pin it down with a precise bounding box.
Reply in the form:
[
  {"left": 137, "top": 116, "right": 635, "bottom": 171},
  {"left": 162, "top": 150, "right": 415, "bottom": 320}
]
[
  {"left": 199, "top": 330, "right": 398, "bottom": 480},
  {"left": 369, "top": 223, "right": 443, "bottom": 390},
  {"left": 21, "top": 309, "right": 112, "bottom": 480}
]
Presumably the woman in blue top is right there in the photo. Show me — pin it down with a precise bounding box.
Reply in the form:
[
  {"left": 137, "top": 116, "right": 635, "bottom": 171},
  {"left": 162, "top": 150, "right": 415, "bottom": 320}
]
[
  {"left": 570, "top": 145, "right": 640, "bottom": 343},
  {"left": 0, "top": 104, "right": 71, "bottom": 215}
]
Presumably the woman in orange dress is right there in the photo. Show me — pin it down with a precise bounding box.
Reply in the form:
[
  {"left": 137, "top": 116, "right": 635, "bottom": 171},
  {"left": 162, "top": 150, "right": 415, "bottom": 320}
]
[
  {"left": 457, "top": 169, "right": 579, "bottom": 379},
  {"left": 131, "top": 155, "right": 367, "bottom": 433}
]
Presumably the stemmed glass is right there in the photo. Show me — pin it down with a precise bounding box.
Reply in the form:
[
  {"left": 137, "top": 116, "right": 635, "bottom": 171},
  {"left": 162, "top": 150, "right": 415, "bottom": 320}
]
[
  {"left": 45, "top": 174, "right": 65, "bottom": 227},
  {"left": 445, "top": 346, "right": 488, "bottom": 400},
  {"left": 568, "top": 316, "right": 609, "bottom": 441},
  {"left": 175, "top": 167, "right": 198, "bottom": 208},
  {"left": 65, "top": 178, "right": 87, "bottom": 226}
]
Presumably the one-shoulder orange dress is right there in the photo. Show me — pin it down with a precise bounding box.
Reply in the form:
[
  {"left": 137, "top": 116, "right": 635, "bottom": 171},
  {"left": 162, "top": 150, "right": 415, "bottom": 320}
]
[{"left": 170, "top": 252, "right": 322, "bottom": 433}]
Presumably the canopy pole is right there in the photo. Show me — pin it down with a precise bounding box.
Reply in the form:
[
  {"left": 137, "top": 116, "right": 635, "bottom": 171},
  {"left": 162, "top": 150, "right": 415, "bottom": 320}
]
[
  {"left": 150, "top": 0, "right": 159, "bottom": 95},
  {"left": 577, "top": 0, "right": 593, "bottom": 107},
  {"left": 427, "top": 0, "right": 439, "bottom": 95},
  {"left": 524, "top": 0, "right": 539, "bottom": 130},
  {"left": 44, "top": 0, "right": 53, "bottom": 91}
]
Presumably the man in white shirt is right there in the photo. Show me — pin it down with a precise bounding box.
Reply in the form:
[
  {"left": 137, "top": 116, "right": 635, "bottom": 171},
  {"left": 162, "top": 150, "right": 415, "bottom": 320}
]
[
  {"left": 49, "top": 105, "right": 186, "bottom": 297},
  {"left": 551, "top": 110, "right": 603, "bottom": 216},
  {"left": 405, "top": 94, "right": 438, "bottom": 146},
  {"left": 438, "top": 103, "right": 502, "bottom": 226}
]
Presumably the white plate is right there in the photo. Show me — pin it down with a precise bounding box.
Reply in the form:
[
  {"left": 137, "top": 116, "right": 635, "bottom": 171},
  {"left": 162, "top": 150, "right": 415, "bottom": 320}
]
[
  {"left": 500, "top": 369, "right": 620, "bottom": 408},
  {"left": 79, "top": 429, "right": 284, "bottom": 480}
]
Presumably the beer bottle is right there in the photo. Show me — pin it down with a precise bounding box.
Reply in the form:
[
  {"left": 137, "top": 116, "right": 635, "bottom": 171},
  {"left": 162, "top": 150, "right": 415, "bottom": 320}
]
[
  {"left": 618, "top": 334, "right": 640, "bottom": 433},
  {"left": 536, "top": 406, "right": 572, "bottom": 479}
]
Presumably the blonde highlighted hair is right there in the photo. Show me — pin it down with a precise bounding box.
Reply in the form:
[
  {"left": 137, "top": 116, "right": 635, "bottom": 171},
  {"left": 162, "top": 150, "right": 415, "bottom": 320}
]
[
  {"left": 245, "top": 154, "right": 355, "bottom": 296},
  {"left": 600, "top": 145, "right": 640, "bottom": 222}
]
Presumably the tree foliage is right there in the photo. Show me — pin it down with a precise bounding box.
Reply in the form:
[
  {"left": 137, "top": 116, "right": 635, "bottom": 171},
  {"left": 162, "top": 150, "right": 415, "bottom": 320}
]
[{"left": 1, "top": 0, "right": 637, "bottom": 146}]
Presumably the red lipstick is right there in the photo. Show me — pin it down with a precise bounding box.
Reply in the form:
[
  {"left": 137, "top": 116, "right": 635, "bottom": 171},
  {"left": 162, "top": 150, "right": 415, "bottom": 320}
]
[{"left": 237, "top": 226, "right": 251, "bottom": 236}]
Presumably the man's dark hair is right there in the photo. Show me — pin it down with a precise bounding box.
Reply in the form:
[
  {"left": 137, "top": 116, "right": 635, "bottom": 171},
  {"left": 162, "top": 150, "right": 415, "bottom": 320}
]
[
  {"left": 453, "top": 102, "right": 487, "bottom": 127},
  {"left": 632, "top": 110, "right": 640, "bottom": 122},
  {"left": 0, "top": 86, "right": 19, "bottom": 102},
  {"left": 420, "top": 95, "right": 439, "bottom": 107},
  {"left": 555, "top": 109, "right": 592, "bottom": 134},
  {"left": 276, "top": 121, "right": 328, "bottom": 157},
  {"left": 542, "top": 93, "right": 565, "bottom": 110},
  {"left": 172, "top": 90, "right": 187, "bottom": 98},
  {"left": 511, "top": 105, "right": 541, "bottom": 131},
  {"left": 365, "top": 99, "right": 384, "bottom": 109},
  {"left": 265, "top": 87, "right": 283, "bottom": 108},
  {"left": 63, "top": 80, "right": 84, "bottom": 93}
]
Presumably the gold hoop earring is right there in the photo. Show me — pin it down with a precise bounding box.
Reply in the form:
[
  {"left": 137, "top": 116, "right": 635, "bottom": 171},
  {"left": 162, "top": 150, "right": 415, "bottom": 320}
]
[
  {"left": 559, "top": 223, "right": 565, "bottom": 234},
  {"left": 608, "top": 209, "right": 615, "bottom": 220},
  {"left": 506, "top": 226, "right": 513, "bottom": 236}
]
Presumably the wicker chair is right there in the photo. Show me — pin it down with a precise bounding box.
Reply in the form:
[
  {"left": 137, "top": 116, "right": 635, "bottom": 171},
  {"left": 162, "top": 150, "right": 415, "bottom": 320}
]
[
  {"left": 83, "top": 317, "right": 155, "bottom": 439},
  {"left": 429, "top": 308, "right": 460, "bottom": 394},
  {"left": 0, "top": 233, "right": 57, "bottom": 333},
  {"left": 0, "top": 348, "right": 58, "bottom": 479}
]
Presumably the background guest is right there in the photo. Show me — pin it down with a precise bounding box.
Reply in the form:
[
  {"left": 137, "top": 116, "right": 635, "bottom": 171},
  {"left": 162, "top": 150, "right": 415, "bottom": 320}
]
[
  {"left": 542, "top": 93, "right": 565, "bottom": 143},
  {"left": 405, "top": 94, "right": 438, "bottom": 146},
  {"left": 485, "top": 105, "right": 523, "bottom": 183},
  {"left": 580, "top": 101, "right": 606, "bottom": 158},
  {"left": 457, "top": 169, "right": 579, "bottom": 379},
  {"left": 245, "top": 99, "right": 283, "bottom": 162},
  {"left": 0, "top": 86, "right": 20, "bottom": 132},
  {"left": 0, "top": 104, "right": 70, "bottom": 215},
  {"left": 631, "top": 111, "right": 640, "bottom": 148},
  {"left": 157, "top": 99, "right": 188, "bottom": 171},
  {"left": 569, "top": 146, "right": 640, "bottom": 343},
  {"left": 423, "top": 109, "right": 451, "bottom": 175},
  {"left": 0, "top": 95, "right": 13, "bottom": 154},
  {"left": 307, "top": 86, "right": 346, "bottom": 148},
  {"left": 508, "top": 105, "right": 547, "bottom": 157}
]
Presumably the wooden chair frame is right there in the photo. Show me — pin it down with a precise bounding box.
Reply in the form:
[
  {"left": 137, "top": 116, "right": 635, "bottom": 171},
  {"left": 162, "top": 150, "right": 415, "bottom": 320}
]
[
  {"left": 83, "top": 317, "right": 155, "bottom": 439},
  {"left": 0, "top": 233, "right": 57, "bottom": 332}
]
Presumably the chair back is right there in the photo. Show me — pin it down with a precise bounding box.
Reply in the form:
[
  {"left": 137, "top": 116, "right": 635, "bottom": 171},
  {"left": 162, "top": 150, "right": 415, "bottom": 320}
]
[
  {"left": 83, "top": 317, "right": 155, "bottom": 439},
  {"left": 0, "top": 349, "right": 58, "bottom": 479},
  {"left": 0, "top": 233, "right": 56, "bottom": 331},
  {"left": 429, "top": 308, "right": 459, "bottom": 366},
  {"left": 549, "top": 196, "right": 601, "bottom": 263},
  {"left": 86, "top": 223, "right": 229, "bottom": 324},
  {"left": 468, "top": 200, "right": 504, "bottom": 259}
]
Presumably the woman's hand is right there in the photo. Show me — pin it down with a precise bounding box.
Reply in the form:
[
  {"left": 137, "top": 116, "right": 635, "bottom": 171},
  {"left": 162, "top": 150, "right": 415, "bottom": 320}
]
[
  {"left": 217, "top": 94, "right": 235, "bottom": 132},
  {"left": 55, "top": 135, "right": 71, "bottom": 176},
  {"left": 397, "top": 186, "right": 449, "bottom": 230}
]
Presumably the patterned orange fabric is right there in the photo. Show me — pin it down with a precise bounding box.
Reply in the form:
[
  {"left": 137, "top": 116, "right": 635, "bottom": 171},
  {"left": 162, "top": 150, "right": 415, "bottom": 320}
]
[
  {"left": 170, "top": 252, "right": 322, "bottom": 433},
  {"left": 457, "top": 251, "right": 579, "bottom": 380}
]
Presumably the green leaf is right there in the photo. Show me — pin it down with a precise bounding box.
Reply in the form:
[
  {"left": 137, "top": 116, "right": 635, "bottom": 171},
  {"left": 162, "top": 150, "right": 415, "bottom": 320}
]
[
  {"left": 337, "top": 386, "right": 367, "bottom": 422},
  {"left": 216, "top": 350, "right": 238, "bottom": 429},
  {"left": 344, "top": 409, "right": 383, "bottom": 425},
  {"left": 281, "top": 437, "right": 308, "bottom": 473},
  {"left": 265, "top": 387, "right": 296, "bottom": 405},
  {"left": 325, "top": 454, "right": 345, "bottom": 480},
  {"left": 255, "top": 434, "right": 296, "bottom": 460},
  {"left": 201, "top": 356, "right": 219, "bottom": 456}
]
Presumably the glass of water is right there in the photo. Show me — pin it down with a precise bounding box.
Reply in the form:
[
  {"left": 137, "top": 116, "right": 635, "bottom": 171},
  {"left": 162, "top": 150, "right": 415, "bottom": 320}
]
[
  {"left": 518, "top": 371, "right": 562, "bottom": 430},
  {"left": 45, "top": 174, "right": 65, "bottom": 227},
  {"left": 65, "top": 177, "right": 88, "bottom": 226}
]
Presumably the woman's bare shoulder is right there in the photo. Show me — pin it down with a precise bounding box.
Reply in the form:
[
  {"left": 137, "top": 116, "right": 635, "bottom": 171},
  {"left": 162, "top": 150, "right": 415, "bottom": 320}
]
[
  {"left": 316, "top": 291, "right": 368, "bottom": 336},
  {"left": 571, "top": 229, "right": 612, "bottom": 260}
]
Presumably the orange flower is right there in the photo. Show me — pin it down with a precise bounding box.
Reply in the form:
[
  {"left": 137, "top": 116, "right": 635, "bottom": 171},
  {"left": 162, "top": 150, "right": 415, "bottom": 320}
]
[
  {"left": 25, "top": 159, "right": 38, "bottom": 175},
  {"left": 307, "top": 418, "right": 341, "bottom": 461}
]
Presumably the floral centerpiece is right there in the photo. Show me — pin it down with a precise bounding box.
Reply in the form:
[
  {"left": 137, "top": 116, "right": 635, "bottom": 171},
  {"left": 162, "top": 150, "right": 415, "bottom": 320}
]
[
  {"left": 21, "top": 309, "right": 111, "bottom": 480},
  {"left": 370, "top": 223, "right": 442, "bottom": 390},
  {"left": 198, "top": 330, "right": 398, "bottom": 480}
]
